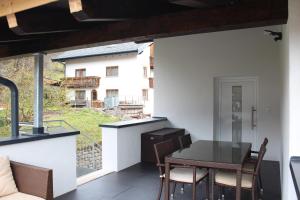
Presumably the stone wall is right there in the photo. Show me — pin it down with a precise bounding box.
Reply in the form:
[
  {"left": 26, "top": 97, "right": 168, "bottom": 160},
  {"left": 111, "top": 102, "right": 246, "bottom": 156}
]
[{"left": 77, "top": 144, "right": 102, "bottom": 170}]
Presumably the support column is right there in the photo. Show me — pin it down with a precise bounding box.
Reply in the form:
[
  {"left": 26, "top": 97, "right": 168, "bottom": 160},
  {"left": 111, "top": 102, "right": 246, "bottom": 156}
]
[{"left": 33, "top": 53, "right": 44, "bottom": 134}]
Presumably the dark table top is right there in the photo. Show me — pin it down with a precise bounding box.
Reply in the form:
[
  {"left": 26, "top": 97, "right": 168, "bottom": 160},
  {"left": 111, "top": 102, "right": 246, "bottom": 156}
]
[{"left": 167, "top": 140, "right": 251, "bottom": 167}]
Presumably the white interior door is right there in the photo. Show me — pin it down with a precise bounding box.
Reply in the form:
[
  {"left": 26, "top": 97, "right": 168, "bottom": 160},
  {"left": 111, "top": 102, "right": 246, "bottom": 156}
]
[{"left": 217, "top": 77, "right": 258, "bottom": 147}]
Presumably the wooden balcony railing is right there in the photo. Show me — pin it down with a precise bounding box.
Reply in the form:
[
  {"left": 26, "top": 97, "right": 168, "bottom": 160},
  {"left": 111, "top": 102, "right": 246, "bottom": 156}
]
[
  {"left": 62, "top": 76, "right": 100, "bottom": 88},
  {"left": 149, "top": 77, "right": 154, "bottom": 88}
]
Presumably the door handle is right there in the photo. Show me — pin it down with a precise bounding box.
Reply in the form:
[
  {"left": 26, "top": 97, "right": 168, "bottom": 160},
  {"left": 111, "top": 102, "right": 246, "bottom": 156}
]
[{"left": 251, "top": 106, "right": 257, "bottom": 130}]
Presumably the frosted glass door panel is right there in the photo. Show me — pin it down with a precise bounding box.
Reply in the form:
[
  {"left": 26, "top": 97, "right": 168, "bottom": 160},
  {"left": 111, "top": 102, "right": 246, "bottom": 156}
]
[{"left": 219, "top": 78, "right": 257, "bottom": 147}]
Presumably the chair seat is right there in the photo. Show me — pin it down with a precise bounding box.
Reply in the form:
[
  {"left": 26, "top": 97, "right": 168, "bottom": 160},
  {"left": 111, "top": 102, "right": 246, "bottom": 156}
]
[
  {"left": 0, "top": 192, "right": 45, "bottom": 200},
  {"left": 215, "top": 170, "right": 253, "bottom": 189},
  {"left": 169, "top": 168, "right": 207, "bottom": 183}
]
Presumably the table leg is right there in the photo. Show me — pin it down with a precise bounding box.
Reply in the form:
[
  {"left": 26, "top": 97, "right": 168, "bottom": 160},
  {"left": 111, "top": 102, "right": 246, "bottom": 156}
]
[
  {"left": 164, "top": 162, "right": 170, "bottom": 200},
  {"left": 236, "top": 169, "right": 242, "bottom": 200},
  {"left": 209, "top": 168, "right": 214, "bottom": 200}
]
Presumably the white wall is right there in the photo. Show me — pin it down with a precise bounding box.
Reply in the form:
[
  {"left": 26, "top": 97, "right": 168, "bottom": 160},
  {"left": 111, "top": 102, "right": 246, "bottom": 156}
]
[
  {"left": 154, "top": 26, "right": 282, "bottom": 162},
  {"left": 102, "top": 120, "right": 168, "bottom": 172},
  {"left": 281, "top": 0, "right": 300, "bottom": 199},
  {"left": 0, "top": 136, "right": 77, "bottom": 198},
  {"left": 281, "top": 24, "right": 293, "bottom": 200}
]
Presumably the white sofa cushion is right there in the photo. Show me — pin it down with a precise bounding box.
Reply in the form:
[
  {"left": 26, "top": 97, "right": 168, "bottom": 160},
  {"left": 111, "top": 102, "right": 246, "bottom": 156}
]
[
  {"left": 0, "top": 192, "right": 45, "bottom": 200},
  {"left": 169, "top": 168, "right": 207, "bottom": 183},
  {"left": 0, "top": 156, "right": 18, "bottom": 197},
  {"left": 215, "top": 170, "right": 253, "bottom": 189}
]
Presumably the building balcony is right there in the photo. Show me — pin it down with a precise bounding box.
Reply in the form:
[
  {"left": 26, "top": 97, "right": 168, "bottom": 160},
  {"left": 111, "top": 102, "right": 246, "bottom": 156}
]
[{"left": 62, "top": 76, "right": 100, "bottom": 88}]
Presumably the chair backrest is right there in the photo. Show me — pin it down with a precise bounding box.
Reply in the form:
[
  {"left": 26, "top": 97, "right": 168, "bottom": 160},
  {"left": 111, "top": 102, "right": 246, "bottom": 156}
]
[
  {"left": 262, "top": 137, "right": 268, "bottom": 147},
  {"left": 179, "top": 134, "right": 192, "bottom": 148},
  {"left": 154, "top": 139, "right": 178, "bottom": 176},
  {"left": 254, "top": 145, "right": 267, "bottom": 175}
]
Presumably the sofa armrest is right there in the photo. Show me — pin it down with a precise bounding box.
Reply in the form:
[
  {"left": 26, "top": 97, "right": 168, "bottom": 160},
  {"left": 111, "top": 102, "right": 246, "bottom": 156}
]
[{"left": 10, "top": 161, "right": 53, "bottom": 200}]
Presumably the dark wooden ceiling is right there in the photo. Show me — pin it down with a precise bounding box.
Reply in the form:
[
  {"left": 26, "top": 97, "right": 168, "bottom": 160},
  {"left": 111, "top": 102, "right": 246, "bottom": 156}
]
[{"left": 0, "top": 0, "right": 288, "bottom": 59}]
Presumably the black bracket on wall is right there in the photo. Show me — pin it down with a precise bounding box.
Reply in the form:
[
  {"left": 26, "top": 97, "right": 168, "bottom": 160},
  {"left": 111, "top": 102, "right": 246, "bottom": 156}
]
[
  {"left": 264, "top": 30, "right": 283, "bottom": 42},
  {"left": 0, "top": 76, "right": 19, "bottom": 137}
]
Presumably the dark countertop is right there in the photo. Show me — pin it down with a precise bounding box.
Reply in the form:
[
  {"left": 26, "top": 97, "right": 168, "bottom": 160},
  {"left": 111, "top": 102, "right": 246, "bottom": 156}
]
[
  {"left": 99, "top": 117, "right": 167, "bottom": 128},
  {"left": 0, "top": 129, "right": 80, "bottom": 146},
  {"left": 142, "top": 128, "right": 185, "bottom": 136},
  {"left": 290, "top": 156, "right": 300, "bottom": 199}
]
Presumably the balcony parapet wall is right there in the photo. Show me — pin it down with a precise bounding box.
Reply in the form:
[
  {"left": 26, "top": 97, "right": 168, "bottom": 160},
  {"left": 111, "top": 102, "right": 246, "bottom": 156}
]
[{"left": 100, "top": 117, "right": 168, "bottom": 172}]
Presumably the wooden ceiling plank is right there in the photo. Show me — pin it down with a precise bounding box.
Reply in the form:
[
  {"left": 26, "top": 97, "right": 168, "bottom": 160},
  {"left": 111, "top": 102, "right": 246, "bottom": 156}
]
[
  {"left": 0, "top": 0, "right": 58, "bottom": 17},
  {"left": 0, "top": 0, "right": 288, "bottom": 58}
]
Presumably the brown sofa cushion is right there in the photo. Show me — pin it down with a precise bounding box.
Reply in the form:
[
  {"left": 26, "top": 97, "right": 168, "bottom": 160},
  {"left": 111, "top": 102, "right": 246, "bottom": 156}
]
[
  {"left": 0, "top": 156, "right": 18, "bottom": 197},
  {"left": 10, "top": 162, "right": 53, "bottom": 200},
  {"left": 0, "top": 192, "right": 45, "bottom": 200}
]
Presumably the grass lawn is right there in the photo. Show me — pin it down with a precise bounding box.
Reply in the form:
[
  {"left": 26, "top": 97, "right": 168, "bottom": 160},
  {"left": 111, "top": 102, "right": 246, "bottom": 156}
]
[
  {"left": 0, "top": 107, "right": 120, "bottom": 143},
  {"left": 44, "top": 107, "right": 120, "bottom": 143}
]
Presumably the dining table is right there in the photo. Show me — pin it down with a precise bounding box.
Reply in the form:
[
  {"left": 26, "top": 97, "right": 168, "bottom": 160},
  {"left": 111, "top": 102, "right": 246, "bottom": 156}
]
[{"left": 164, "top": 140, "right": 252, "bottom": 200}]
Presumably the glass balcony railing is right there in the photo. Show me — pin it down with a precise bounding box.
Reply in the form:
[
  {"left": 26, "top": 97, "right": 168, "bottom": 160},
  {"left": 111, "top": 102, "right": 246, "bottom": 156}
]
[{"left": 19, "top": 120, "right": 78, "bottom": 135}]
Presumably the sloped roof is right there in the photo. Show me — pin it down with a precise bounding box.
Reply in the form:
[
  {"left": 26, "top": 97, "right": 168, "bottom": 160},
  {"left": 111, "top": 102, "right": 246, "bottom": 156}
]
[{"left": 52, "top": 42, "right": 151, "bottom": 62}]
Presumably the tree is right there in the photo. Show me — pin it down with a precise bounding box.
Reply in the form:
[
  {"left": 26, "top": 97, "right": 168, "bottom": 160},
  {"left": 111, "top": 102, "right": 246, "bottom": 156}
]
[
  {"left": 0, "top": 55, "right": 66, "bottom": 124},
  {"left": 0, "top": 57, "right": 35, "bottom": 122}
]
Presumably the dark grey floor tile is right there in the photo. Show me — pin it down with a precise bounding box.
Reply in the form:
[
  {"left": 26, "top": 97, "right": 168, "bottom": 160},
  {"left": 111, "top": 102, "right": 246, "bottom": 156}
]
[{"left": 56, "top": 161, "right": 281, "bottom": 200}]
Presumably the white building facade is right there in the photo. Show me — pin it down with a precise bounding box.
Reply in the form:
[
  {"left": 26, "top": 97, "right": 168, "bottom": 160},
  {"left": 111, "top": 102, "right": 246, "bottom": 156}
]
[{"left": 53, "top": 42, "right": 154, "bottom": 115}]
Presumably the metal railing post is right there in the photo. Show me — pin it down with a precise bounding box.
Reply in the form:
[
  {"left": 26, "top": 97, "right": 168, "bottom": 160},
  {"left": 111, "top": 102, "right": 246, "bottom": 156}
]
[{"left": 33, "top": 53, "right": 44, "bottom": 134}]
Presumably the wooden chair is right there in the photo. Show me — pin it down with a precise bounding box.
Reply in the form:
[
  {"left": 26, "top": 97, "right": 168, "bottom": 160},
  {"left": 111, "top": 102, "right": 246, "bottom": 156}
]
[
  {"left": 244, "top": 138, "right": 268, "bottom": 192},
  {"left": 178, "top": 134, "right": 192, "bottom": 149},
  {"left": 215, "top": 145, "right": 267, "bottom": 200},
  {"left": 248, "top": 138, "right": 268, "bottom": 161},
  {"left": 154, "top": 139, "right": 208, "bottom": 200}
]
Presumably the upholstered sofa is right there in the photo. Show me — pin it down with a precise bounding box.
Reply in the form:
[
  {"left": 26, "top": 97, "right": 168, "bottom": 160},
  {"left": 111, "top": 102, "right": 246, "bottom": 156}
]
[{"left": 0, "top": 161, "right": 53, "bottom": 200}]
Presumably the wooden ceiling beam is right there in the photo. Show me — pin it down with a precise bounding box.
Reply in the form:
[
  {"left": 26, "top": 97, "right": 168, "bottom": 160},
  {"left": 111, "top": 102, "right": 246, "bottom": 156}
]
[
  {"left": 5, "top": 8, "right": 81, "bottom": 35},
  {"left": 68, "top": 0, "right": 129, "bottom": 21},
  {"left": 0, "top": 31, "right": 39, "bottom": 44},
  {"left": 168, "top": 0, "right": 239, "bottom": 8},
  {"left": 0, "top": 0, "right": 58, "bottom": 17},
  {"left": 0, "top": 20, "right": 40, "bottom": 43},
  {"left": 68, "top": 0, "right": 185, "bottom": 22},
  {"left": 0, "top": 0, "right": 288, "bottom": 58},
  {"left": 169, "top": 0, "right": 209, "bottom": 7}
]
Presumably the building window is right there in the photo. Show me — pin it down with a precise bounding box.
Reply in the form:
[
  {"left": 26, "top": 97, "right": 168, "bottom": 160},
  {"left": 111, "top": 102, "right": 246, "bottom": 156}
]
[
  {"left": 106, "top": 66, "right": 118, "bottom": 77},
  {"left": 75, "top": 68, "right": 86, "bottom": 77},
  {"left": 75, "top": 90, "right": 86, "bottom": 100},
  {"left": 150, "top": 68, "right": 154, "bottom": 77},
  {"left": 91, "top": 90, "right": 97, "bottom": 101},
  {"left": 142, "top": 89, "right": 148, "bottom": 101},
  {"left": 143, "top": 67, "right": 148, "bottom": 78},
  {"left": 106, "top": 89, "right": 119, "bottom": 98}
]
